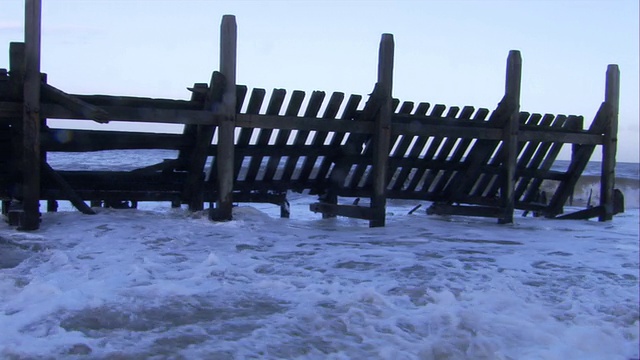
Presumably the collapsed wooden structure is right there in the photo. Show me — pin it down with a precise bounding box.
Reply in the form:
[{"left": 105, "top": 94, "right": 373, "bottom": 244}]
[{"left": 0, "top": 4, "right": 622, "bottom": 230}]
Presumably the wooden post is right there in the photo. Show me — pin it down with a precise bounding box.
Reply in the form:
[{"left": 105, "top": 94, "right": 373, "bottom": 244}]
[
  {"left": 210, "top": 15, "right": 237, "bottom": 221},
  {"left": 499, "top": 50, "right": 521, "bottom": 224},
  {"left": 599, "top": 64, "right": 619, "bottom": 221},
  {"left": 20, "top": 0, "right": 42, "bottom": 230},
  {"left": 370, "top": 33, "right": 394, "bottom": 228}
]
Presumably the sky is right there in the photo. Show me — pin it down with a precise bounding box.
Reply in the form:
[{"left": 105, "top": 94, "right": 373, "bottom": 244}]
[{"left": 1, "top": 0, "right": 638, "bottom": 162}]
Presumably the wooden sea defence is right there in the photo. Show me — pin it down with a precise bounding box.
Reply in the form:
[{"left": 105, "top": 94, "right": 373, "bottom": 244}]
[{"left": 0, "top": 2, "right": 623, "bottom": 230}]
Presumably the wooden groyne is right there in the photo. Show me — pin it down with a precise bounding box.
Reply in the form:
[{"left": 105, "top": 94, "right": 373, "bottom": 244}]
[{"left": 0, "top": 1, "right": 622, "bottom": 230}]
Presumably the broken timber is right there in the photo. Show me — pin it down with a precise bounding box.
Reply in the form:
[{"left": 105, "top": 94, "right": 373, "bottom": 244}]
[{"left": 0, "top": 12, "right": 623, "bottom": 230}]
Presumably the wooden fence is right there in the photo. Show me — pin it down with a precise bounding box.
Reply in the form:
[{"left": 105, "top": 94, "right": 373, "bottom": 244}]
[{"left": 0, "top": 7, "right": 622, "bottom": 230}]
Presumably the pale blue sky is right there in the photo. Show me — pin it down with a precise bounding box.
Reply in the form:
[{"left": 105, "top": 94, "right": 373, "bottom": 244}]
[{"left": 1, "top": 0, "right": 638, "bottom": 162}]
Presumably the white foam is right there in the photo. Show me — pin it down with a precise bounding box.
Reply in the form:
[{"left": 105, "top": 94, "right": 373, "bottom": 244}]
[{"left": 1, "top": 203, "right": 637, "bottom": 359}]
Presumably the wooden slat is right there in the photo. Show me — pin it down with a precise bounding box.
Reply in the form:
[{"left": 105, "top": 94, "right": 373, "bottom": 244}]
[
  {"left": 41, "top": 83, "right": 109, "bottom": 123},
  {"left": 313, "top": 94, "right": 362, "bottom": 188},
  {"left": 471, "top": 111, "right": 531, "bottom": 198},
  {"left": 184, "top": 71, "right": 224, "bottom": 211},
  {"left": 385, "top": 101, "right": 414, "bottom": 189},
  {"left": 280, "top": 91, "right": 325, "bottom": 182},
  {"left": 309, "top": 202, "right": 374, "bottom": 220},
  {"left": 233, "top": 88, "right": 265, "bottom": 180},
  {"left": 418, "top": 106, "right": 473, "bottom": 193},
  {"left": 175, "top": 82, "right": 209, "bottom": 171},
  {"left": 263, "top": 90, "right": 306, "bottom": 182},
  {"left": 428, "top": 108, "right": 490, "bottom": 195},
  {"left": 520, "top": 115, "right": 570, "bottom": 205},
  {"left": 547, "top": 103, "right": 611, "bottom": 216},
  {"left": 513, "top": 114, "right": 555, "bottom": 201},
  {"left": 389, "top": 102, "right": 430, "bottom": 191},
  {"left": 243, "top": 89, "right": 286, "bottom": 182},
  {"left": 403, "top": 104, "right": 448, "bottom": 192},
  {"left": 443, "top": 97, "right": 513, "bottom": 202},
  {"left": 42, "top": 162, "right": 95, "bottom": 215},
  {"left": 297, "top": 92, "right": 344, "bottom": 183}
]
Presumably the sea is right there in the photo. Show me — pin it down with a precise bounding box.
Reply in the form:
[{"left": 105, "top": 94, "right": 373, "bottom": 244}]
[{"left": 1, "top": 150, "right": 638, "bottom": 359}]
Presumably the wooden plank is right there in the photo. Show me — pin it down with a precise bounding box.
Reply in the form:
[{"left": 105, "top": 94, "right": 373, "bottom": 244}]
[
  {"left": 20, "top": 0, "right": 42, "bottom": 230},
  {"left": 243, "top": 89, "right": 286, "bottom": 182},
  {"left": 43, "top": 129, "right": 186, "bottom": 151},
  {"left": 418, "top": 106, "right": 472, "bottom": 193},
  {"left": 498, "top": 50, "right": 522, "bottom": 224},
  {"left": 41, "top": 84, "right": 109, "bottom": 123},
  {"left": 211, "top": 14, "right": 238, "bottom": 221},
  {"left": 309, "top": 202, "right": 374, "bottom": 220},
  {"left": 403, "top": 104, "right": 448, "bottom": 192},
  {"left": 7, "top": 43, "right": 25, "bottom": 204},
  {"left": 426, "top": 203, "right": 503, "bottom": 218},
  {"left": 428, "top": 108, "right": 490, "bottom": 195},
  {"left": 389, "top": 102, "right": 430, "bottom": 191},
  {"left": 547, "top": 103, "right": 612, "bottom": 216},
  {"left": 520, "top": 115, "right": 569, "bottom": 206},
  {"left": 263, "top": 90, "right": 305, "bottom": 182},
  {"left": 176, "top": 82, "right": 209, "bottom": 170},
  {"left": 184, "top": 71, "right": 224, "bottom": 211},
  {"left": 443, "top": 97, "right": 513, "bottom": 203},
  {"left": 370, "top": 33, "right": 394, "bottom": 227},
  {"left": 385, "top": 101, "right": 414, "bottom": 189},
  {"left": 297, "top": 92, "right": 344, "bottom": 183},
  {"left": 233, "top": 88, "right": 266, "bottom": 180},
  {"left": 513, "top": 114, "right": 556, "bottom": 201},
  {"left": 281, "top": 91, "right": 325, "bottom": 182},
  {"left": 483, "top": 112, "right": 540, "bottom": 198},
  {"left": 600, "top": 64, "right": 619, "bottom": 221},
  {"left": 42, "top": 162, "right": 95, "bottom": 215},
  {"left": 312, "top": 94, "right": 362, "bottom": 188}
]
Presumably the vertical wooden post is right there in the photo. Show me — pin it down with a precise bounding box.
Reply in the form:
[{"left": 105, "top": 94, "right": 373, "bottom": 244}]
[
  {"left": 599, "top": 64, "right": 619, "bottom": 221},
  {"left": 20, "top": 0, "right": 42, "bottom": 230},
  {"left": 370, "top": 33, "right": 394, "bottom": 228},
  {"left": 210, "top": 15, "right": 237, "bottom": 221},
  {"left": 499, "top": 50, "right": 521, "bottom": 224}
]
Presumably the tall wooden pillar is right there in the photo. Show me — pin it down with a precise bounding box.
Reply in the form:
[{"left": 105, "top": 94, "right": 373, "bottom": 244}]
[
  {"left": 499, "top": 50, "right": 522, "bottom": 224},
  {"left": 20, "top": 0, "right": 42, "bottom": 230},
  {"left": 210, "top": 15, "right": 237, "bottom": 221},
  {"left": 370, "top": 34, "right": 394, "bottom": 228},
  {"left": 599, "top": 64, "right": 619, "bottom": 221}
]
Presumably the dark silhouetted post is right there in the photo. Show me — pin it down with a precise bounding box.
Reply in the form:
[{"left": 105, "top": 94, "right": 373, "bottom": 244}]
[
  {"left": 370, "top": 34, "right": 394, "bottom": 228},
  {"left": 211, "top": 15, "right": 237, "bottom": 221},
  {"left": 499, "top": 50, "right": 521, "bottom": 224},
  {"left": 600, "top": 64, "right": 619, "bottom": 221},
  {"left": 20, "top": 0, "right": 42, "bottom": 230}
]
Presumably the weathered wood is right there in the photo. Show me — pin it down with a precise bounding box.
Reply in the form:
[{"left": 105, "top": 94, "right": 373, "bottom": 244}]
[
  {"left": 370, "top": 33, "right": 394, "bottom": 227},
  {"left": 555, "top": 206, "right": 604, "bottom": 220},
  {"left": 43, "top": 129, "right": 186, "bottom": 152},
  {"left": 297, "top": 92, "right": 344, "bottom": 182},
  {"left": 42, "top": 162, "right": 95, "bottom": 215},
  {"left": 185, "top": 71, "right": 225, "bottom": 211},
  {"left": 429, "top": 108, "right": 490, "bottom": 195},
  {"left": 427, "top": 203, "right": 503, "bottom": 218},
  {"left": 233, "top": 88, "right": 266, "bottom": 180},
  {"left": 211, "top": 14, "right": 238, "bottom": 221},
  {"left": 389, "top": 102, "right": 431, "bottom": 191},
  {"left": 385, "top": 101, "right": 415, "bottom": 189},
  {"left": 547, "top": 103, "right": 611, "bottom": 216},
  {"left": 176, "top": 82, "right": 209, "bottom": 170},
  {"left": 309, "top": 202, "right": 375, "bottom": 220},
  {"left": 20, "top": 0, "right": 42, "bottom": 230},
  {"left": 41, "top": 84, "right": 109, "bottom": 123},
  {"left": 403, "top": 104, "right": 448, "bottom": 192},
  {"left": 244, "top": 89, "right": 286, "bottom": 182},
  {"left": 499, "top": 50, "right": 522, "bottom": 224},
  {"left": 281, "top": 91, "right": 325, "bottom": 182},
  {"left": 600, "top": 64, "right": 619, "bottom": 221},
  {"left": 263, "top": 90, "right": 306, "bottom": 182},
  {"left": 312, "top": 94, "right": 362, "bottom": 187}
]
